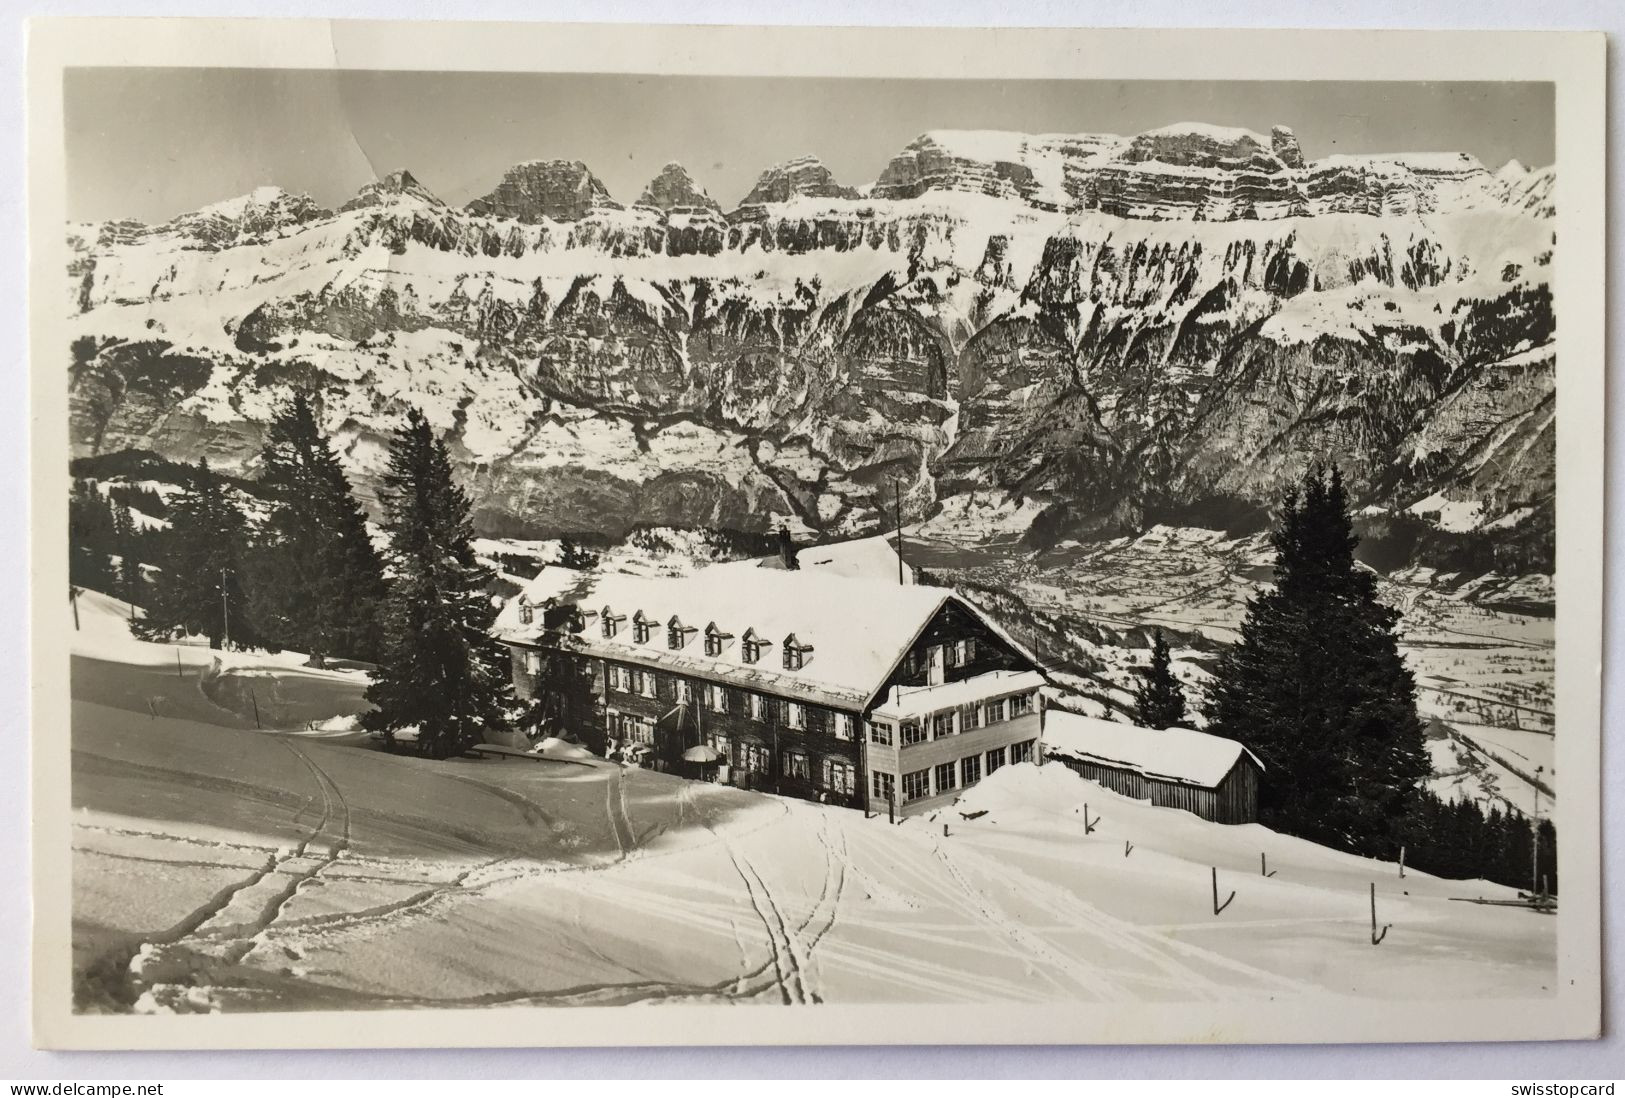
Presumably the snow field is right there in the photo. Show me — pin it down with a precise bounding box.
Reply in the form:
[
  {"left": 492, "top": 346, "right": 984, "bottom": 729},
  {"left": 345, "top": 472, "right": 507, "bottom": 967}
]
[{"left": 69, "top": 584, "right": 1552, "bottom": 1013}]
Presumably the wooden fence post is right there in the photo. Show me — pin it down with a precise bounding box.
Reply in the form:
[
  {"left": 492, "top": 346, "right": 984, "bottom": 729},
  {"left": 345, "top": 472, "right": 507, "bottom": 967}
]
[{"left": 1212, "top": 867, "right": 1235, "bottom": 916}]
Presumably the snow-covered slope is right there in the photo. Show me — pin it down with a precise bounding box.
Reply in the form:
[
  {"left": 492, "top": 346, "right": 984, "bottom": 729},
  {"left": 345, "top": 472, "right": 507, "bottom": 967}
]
[
  {"left": 67, "top": 122, "right": 1556, "bottom": 549},
  {"left": 70, "top": 591, "right": 1551, "bottom": 1015}
]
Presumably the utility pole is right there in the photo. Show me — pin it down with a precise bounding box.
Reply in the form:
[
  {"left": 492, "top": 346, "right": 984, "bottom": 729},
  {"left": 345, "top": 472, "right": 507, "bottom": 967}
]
[
  {"left": 219, "top": 567, "right": 231, "bottom": 651},
  {"left": 1532, "top": 765, "right": 1544, "bottom": 898},
  {"left": 894, "top": 480, "right": 904, "bottom": 586}
]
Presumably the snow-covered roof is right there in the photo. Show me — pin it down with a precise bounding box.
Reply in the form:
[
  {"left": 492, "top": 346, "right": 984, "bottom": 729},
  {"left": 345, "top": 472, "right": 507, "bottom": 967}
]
[
  {"left": 493, "top": 565, "right": 987, "bottom": 710},
  {"left": 870, "top": 670, "right": 1046, "bottom": 721},
  {"left": 701, "top": 534, "right": 916, "bottom": 584},
  {"left": 1044, "top": 710, "right": 1263, "bottom": 789}
]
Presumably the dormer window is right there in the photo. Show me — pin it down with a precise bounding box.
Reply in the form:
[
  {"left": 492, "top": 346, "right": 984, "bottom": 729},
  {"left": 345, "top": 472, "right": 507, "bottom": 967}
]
[
  {"left": 517, "top": 598, "right": 534, "bottom": 625},
  {"left": 667, "top": 615, "right": 696, "bottom": 650},
  {"left": 632, "top": 610, "right": 654, "bottom": 645},
  {"left": 704, "top": 622, "right": 733, "bottom": 657},
  {"left": 783, "top": 633, "right": 814, "bottom": 671},
  {"left": 601, "top": 605, "right": 625, "bottom": 638},
  {"left": 742, "top": 628, "right": 771, "bottom": 665}
]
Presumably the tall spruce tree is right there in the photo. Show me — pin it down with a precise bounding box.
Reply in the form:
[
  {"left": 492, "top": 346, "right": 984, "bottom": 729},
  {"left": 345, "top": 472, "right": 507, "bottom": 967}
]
[
  {"left": 69, "top": 479, "right": 116, "bottom": 591},
  {"left": 1133, "top": 629, "right": 1188, "bottom": 729},
  {"left": 363, "top": 408, "right": 512, "bottom": 758},
  {"left": 111, "top": 500, "right": 145, "bottom": 615},
  {"left": 246, "top": 392, "right": 386, "bottom": 667},
  {"left": 133, "top": 460, "right": 253, "bottom": 650},
  {"left": 1205, "top": 464, "right": 1429, "bottom": 855}
]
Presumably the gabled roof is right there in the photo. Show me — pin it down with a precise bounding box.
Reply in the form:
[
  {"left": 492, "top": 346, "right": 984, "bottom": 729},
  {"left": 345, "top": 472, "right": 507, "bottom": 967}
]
[
  {"left": 494, "top": 565, "right": 975, "bottom": 710},
  {"left": 703, "top": 534, "right": 916, "bottom": 584},
  {"left": 1044, "top": 710, "right": 1263, "bottom": 789}
]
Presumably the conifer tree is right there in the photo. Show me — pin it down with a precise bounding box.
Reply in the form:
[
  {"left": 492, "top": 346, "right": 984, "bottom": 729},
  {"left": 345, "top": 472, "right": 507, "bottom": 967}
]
[
  {"left": 246, "top": 392, "right": 386, "bottom": 666},
  {"left": 363, "top": 408, "right": 512, "bottom": 758},
  {"left": 111, "top": 500, "right": 145, "bottom": 614},
  {"left": 68, "top": 479, "right": 115, "bottom": 591},
  {"left": 1205, "top": 464, "right": 1430, "bottom": 855},
  {"left": 1132, "top": 628, "right": 1188, "bottom": 729},
  {"left": 133, "top": 460, "right": 253, "bottom": 650}
]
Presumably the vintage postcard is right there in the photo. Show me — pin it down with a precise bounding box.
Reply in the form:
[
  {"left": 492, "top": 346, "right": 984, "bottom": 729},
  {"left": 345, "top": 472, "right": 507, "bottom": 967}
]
[{"left": 28, "top": 20, "right": 1605, "bottom": 1049}]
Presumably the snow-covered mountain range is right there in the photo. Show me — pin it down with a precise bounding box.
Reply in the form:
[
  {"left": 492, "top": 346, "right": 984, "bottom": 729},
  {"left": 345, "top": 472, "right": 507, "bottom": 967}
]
[{"left": 67, "top": 122, "right": 1556, "bottom": 549}]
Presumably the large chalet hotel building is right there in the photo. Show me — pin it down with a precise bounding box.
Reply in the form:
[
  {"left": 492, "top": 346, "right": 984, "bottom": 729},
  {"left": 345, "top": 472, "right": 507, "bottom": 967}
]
[{"left": 491, "top": 548, "right": 1047, "bottom": 816}]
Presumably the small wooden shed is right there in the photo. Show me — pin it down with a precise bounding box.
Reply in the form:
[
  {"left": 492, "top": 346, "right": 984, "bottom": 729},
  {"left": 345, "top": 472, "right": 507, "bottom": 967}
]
[{"left": 1044, "top": 710, "right": 1264, "bottom": 825}]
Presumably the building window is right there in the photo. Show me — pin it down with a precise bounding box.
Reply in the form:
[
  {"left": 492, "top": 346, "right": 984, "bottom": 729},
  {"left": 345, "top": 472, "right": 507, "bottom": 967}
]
[
  {"left": 867, "top": 720, "right": 894, "bottom": 746},
  {"left": 523, "top": 650, "right": 542, "bottom": 674},
  {"left": 643, "top": 674, "right": 657, "bottom": 699},
  {"left": 786, "top": 702, "right": 806, "bottom": 730},
  {"left": 873, "top": 771, "right": 896, "bottom": 803},
  {"left": 900, "top": 720, "right": 925, "bottom": 746},
  {"left": 704, "top": 623, "right": 732, "bottom": 657},
  {"left": 705, "top": 732, "right": 731, "bottom": 758},
  {"left": 1010, "top": 692, "right": 1035, "bottom": 717},
  {"left": 708, "top": 684, "right": 727, "bottom": 713},
  {"left": 782, "top": 750, "right": 810, "bottom": 780},
  {"left": 621, "top": 715, "right": 654, "bottom": 745},
  {"left": 985, "top": 698, "right": 1007, "bottom": 725},
  {"left": 961, "top": 702, "right": 982, "bottom": 731},
  {"left": 806, "top": 707, "right": 828, "bottom": 736},
  {"left": 626, "top": 668, "right": 643, "bottom": 695},
  {"left": 783, "top": 633, "right": 813, "bottom": 671},
  {"left": 676, "top": 679, "right": 692, "bottom": 705},
  {"left": 964, "top": 637, "right": 977, "bottom": 663},
  {"left": 834, "top": 714, "right": 854, "bottom": 741},
  {"left": 748, "top": 693, "right": 764, "bottom": 720},
  {"left": 632, "top": 611, "right": 653, "bottom": 644},
  {"left": 1011, "top": 739, "right": 1035, "bottom": 764},
  {"left": 668, "top": 616, "right": 696, "bottom": 650},
  {"left": 903, "top": 769, "right": 930, "bottom": 802},
  {"left": 934, "top": 762, "right": 958, "bottom": 794},
  {"left": 824, "top": 759, "right": 855, "bottom": 797},
  {"left": 738, "top": 742, "right": 770, "bottom": 773},
  {"left": 602, "top": 607, "right": 622, "bottom": 638},
  {"left": 931, "top": 711, "right": 956, "bottom": 739},
  {"left": 961, "top": 754, "right": 982, "bottom": 786},
  {"left": 518, "top": 602, "right": 534, "bottom": 625},
  {"left": 742, "top": 628, "right": 768, "bottom": 664},
  {"left": 986, "top": 746, "right": 1007, "bottom": 774}
]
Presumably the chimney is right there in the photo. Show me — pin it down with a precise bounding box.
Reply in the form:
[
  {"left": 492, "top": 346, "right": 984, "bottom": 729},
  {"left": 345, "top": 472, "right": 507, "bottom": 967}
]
[{"left": 778, "top": 524, "right": 800, "bottom": 570}]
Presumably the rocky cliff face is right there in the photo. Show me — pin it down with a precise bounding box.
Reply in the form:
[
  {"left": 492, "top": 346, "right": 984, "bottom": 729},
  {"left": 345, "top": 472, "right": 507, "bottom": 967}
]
[
  {"left": 65, "top": 123, "right": 1557, "bottom": 551},
  {"left": 735, "top": 156, "right": 860, "bottom": 213},
  {"left": 465, "top": 160, "right": 623, "bottom": 223},
  {"left": 636, "top": 162, "right": 722, "bottom": 214}
]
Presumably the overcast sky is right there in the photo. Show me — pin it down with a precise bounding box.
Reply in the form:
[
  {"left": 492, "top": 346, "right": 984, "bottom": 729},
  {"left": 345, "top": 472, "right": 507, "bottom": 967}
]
[{"left": 64, "top": 70, "right": 1555, "bottom": 224}]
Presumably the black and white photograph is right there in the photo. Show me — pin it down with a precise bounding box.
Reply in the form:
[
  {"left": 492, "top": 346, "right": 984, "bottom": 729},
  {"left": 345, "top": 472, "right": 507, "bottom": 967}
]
[{"left": 26, "top": 20, "right": 1606, "bottom": 1050}]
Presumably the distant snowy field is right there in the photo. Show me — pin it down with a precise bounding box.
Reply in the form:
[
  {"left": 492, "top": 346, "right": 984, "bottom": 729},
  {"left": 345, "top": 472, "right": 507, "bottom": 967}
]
[{"left": 68, "top": 589, "right": 1553, "bottom": 1014}]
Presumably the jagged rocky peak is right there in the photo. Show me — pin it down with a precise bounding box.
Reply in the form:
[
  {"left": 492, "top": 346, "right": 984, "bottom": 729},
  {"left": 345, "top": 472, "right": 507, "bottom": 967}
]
[
  {"left": 1121, "top": 123, "right": 1287, "bottom": 173},
  {"left": 340, "top": 168, "right": 444, "bottom": 212},
  {"left": 872, "top": 131, "right": 1039, "bottom": 203},
  {"left": 162, "top": 185, "right": 331, "bottom": 248},
  {"left": 737, "top": 155, "right": 859, "bottom": 207},
  {"left": 1271, "top": 125, "right": 1305, "bottom": 170},
  {"left": 465, "top": 159, "right": 623, "bottom": 223},
  {"left": 635, "top": 162, "right": 722, "bottom": 214}
]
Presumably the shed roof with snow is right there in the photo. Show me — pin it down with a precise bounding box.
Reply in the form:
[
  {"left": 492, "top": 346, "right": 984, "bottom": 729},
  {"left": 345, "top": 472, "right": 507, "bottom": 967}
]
[
  {"left": 702, "top": 534, "right": 917, "bottom": 584},
  {"left": 1044, "top": 710, "right": 1263, "bottom": 790},
  {"left": 493, "top": 565, "right": 1039, "bottom": 711}
]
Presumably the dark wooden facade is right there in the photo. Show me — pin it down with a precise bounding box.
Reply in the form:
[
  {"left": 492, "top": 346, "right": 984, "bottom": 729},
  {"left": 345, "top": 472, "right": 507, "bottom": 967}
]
[
  {"left": 511, "top": 645, "right": 867, "bottom": 809},
  {"left": 1051, "top": 752, "right": 1262, "bottom": 825}
]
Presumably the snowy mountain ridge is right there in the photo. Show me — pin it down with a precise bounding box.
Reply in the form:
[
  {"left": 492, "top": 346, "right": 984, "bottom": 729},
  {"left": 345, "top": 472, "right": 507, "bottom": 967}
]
[{"left": 67, "top": 121, "right": 1557, "bottom": 550}]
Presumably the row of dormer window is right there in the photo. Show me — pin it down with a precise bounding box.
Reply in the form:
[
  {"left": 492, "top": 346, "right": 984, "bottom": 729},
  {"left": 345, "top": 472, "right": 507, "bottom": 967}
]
[{"left": 515, "top": 599, "right": 816, "bottom": 670}]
